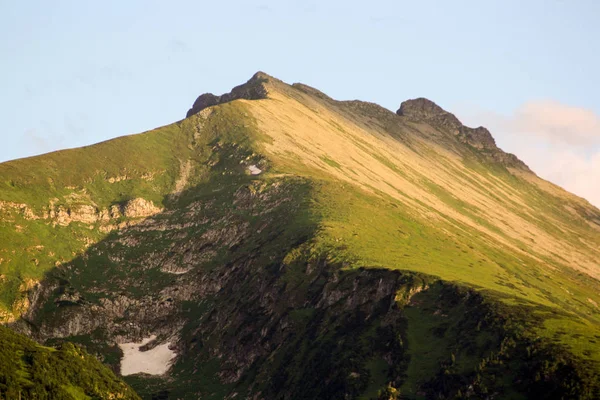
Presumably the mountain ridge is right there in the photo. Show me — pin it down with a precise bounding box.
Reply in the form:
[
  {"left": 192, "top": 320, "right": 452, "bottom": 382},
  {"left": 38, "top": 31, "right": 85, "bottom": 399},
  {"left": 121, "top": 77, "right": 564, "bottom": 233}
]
[
  {"left": 189, "top": 72, "right": 530, "bottom": 173},
  {"left": 186, "top": 71, "right": 271, "bottom": 118},
  {"left": 0, "top": 72, "right": 599, "bottom": 399},
  {"left": 397, "top": 96, "right": 531, "bottom": 171}
]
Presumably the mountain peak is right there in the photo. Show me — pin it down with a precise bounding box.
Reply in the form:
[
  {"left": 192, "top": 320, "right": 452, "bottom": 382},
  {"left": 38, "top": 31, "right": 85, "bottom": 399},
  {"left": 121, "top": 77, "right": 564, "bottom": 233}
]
[
  {"left": 398, "top": 97, "right": 446, "bottom": 115},
  {"left": 397, "top": 97, "right": 462, "bottom": 131},
  {"left": 251, "top": 70, "right": 273, "bottom": 81},
  {"left": 186, "top": 71, "right": 270, "bottom": 118}
]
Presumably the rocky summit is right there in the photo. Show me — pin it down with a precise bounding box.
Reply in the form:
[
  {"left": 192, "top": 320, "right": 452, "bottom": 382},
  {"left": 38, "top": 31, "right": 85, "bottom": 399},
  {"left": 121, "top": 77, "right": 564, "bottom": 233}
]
[{"left": 0, "top": 72, "right": 599, "bottom": 399}]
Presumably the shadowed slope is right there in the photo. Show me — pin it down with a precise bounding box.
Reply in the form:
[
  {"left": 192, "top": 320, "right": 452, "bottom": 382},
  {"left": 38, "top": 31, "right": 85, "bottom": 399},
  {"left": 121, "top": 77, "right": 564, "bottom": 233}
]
[{"left": 0, "top": 325, "right": 139, "bottom": 399}]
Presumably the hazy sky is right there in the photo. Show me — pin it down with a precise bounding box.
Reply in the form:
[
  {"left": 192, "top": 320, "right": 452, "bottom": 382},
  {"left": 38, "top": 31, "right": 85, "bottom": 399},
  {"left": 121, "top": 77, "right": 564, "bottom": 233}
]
[{"left": 2, "top": 0, "right": 600, "bottom": 206}]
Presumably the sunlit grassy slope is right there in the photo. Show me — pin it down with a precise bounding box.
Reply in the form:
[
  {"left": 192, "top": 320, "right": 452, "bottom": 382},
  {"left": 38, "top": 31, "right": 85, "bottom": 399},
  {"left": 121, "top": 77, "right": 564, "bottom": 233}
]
[
  {"left": 0, "top": 102, "right": 278, "bottom": 324},
  {"left": 0, "top": 116, "right": 220, "bottom": 319},
  {"left": 238, "top": 75, "right": 600, "bottom": 361},
  {"left": 0, "top": 73, "right": 599, "bottom": 396}
]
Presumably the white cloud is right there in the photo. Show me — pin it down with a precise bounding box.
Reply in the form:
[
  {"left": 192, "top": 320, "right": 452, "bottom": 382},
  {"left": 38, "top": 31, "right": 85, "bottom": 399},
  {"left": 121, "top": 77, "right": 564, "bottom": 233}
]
[
  {"left": 457, "top": 100, "right": 600, "bottom": 208},
  {"left": 19, "top": 114, "right": 89, "bottom": 160},
  {"left": 513, "top": 101, "right": 600, "bottom": 146},
  {"left": 23, "top": 129, "right": 52, "bottom": 153},
  {"left": 517, "top": 142, "right": 600, "bottom": 209}
]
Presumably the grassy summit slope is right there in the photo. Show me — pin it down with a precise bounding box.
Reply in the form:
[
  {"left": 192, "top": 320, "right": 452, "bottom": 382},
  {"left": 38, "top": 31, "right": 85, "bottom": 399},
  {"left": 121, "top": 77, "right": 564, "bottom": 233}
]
[
  {"left": 244, "top": 74, "right": 600, "bottom": 339},
  {"left": 0, "top": 72, "right": 599, "bottom": 398},
  {"left": 251, "top": 76, "right": 600, "bottom": 283}
]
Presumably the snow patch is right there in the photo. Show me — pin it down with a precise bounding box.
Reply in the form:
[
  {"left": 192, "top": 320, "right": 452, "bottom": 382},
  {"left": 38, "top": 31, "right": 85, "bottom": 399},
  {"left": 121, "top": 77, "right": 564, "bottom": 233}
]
[
  {"left": 119, "top": 335, "right": 176, "bottom": 376},
  {"left": 162, "top": 268, "right": 190, "bottom": 275},
  {"left": 248, "top": 165, "right": 262, "bottom": 175}
]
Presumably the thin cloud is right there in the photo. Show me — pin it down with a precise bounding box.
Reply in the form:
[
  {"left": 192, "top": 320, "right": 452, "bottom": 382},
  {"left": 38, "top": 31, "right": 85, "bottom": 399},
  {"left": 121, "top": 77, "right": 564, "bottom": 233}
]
[
  {"left": 167, "top": 39, "right": 189, "bottom": 53},
  {"left": 513, "top": 100, "right": 600, "bottom": 146},
  {"left": 21, "top": 115, "right": 88, "bottom": 159},
  {"left": 76, "top": 64, "right": 132, "bottom": 86},
  {"left": 369, "top": 15, "right": 407, "bottom": 24},
  {"left": 521, "top": 143, "right": 600, "bottom": 208},
  {"left": 458, "top": 101, "right": 600, "bottom": 208},
  {"left": 23, "top": 129, "right": 51, "bottom": 153},
  {"left": 64, "top": 115, "right": 85, "bottom": 137}
]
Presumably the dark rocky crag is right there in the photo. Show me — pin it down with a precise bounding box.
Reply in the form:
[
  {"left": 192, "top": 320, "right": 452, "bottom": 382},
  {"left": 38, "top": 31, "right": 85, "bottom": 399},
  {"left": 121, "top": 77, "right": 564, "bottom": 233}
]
[
  {"left": 397, "top": 97, "right": 463, "bottom": 132},
  {"left": 398, "top": 97, "right": 531, "bottom": 171},
  {"left": 186, "top": 72, "right": 270, "bottom": 118}
]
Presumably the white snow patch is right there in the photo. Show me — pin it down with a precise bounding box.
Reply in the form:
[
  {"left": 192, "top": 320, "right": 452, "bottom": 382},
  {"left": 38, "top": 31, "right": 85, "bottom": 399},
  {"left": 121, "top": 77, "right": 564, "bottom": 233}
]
[
  {"left": 119, "top": 335, "right": 176, "bottom": 376},
  {"left": 248, "top": 165, "right": 262, "bottom": 175},
  {"left": 162, "top": 269, "right": 190, "bottom": 275}
]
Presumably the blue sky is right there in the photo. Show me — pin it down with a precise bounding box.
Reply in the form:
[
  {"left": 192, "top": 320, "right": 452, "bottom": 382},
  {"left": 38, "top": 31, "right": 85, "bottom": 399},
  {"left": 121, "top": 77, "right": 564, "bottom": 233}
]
[{"left": 2, "top": 0, "right": 600, "bottom": 205}]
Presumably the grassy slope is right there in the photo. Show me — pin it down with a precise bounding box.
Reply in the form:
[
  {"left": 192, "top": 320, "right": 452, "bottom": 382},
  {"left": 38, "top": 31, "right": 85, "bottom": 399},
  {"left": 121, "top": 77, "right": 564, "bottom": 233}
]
[
  {"left": 239, "top": 77, "right": 600, "bottom": 362},
  {"left": 0, "top": 116, "right": 213, "bottom": 317},
  {"left": 25, "top": 104, "right": 316, "bottom": 399},
  {"left": 0, "top": 73, "right": 599, "bottom": 397},
  {"left": 238, "top": 77, "right": 600, "bottom": 395},
  {"left": 0, "top": 325, "right": 139, "bottom": 399}
]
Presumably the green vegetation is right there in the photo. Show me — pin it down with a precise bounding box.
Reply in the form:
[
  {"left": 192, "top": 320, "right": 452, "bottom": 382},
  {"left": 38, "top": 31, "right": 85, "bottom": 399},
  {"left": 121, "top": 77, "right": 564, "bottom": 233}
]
[
  {"left": 0, "top": 73, "right": 599, "bottom": 398},
  {"left": 305, "top": 179, "right": 600, "bottom": 363},
  {"left": 0, "top": 101, "right": 265, "bottom": 317},
  {"left": 402, "top": 282, "right": 600, "bottom": 399},
  {"left": 320, "top": 155, "right": 342, "bottom": 169},
  {"left": 0, "top": 325, "right": 138, "bottom": 399}
]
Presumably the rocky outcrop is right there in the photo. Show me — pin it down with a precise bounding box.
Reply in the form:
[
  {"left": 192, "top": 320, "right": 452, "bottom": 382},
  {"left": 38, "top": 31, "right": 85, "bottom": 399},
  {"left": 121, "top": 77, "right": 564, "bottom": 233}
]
[
  {"left": 458, "top": 126, "right": 496, "bottom": 149},
  {"left": 397, "top": 98, "right": 530, "bottom": 171},
  {"left": 122, "top": 198, "right": 162, "bottom": 218},
  {"left": 186, "top": 72, "right": 270, "bottom": 118},
  {"left": 1, "top": 198, "right": 161, "bottom": 231},
  {"left": 0, "top": 201, "right": 38, "bottom": 220},
  {"left": 109, "top": 204, "right": 122, "bottom": 219},
  {"left": 50, "top": 204, "right": 99, "bottom": 226},
  {"left": 397, "top": 97, "right": 463, "bottom": 133}
]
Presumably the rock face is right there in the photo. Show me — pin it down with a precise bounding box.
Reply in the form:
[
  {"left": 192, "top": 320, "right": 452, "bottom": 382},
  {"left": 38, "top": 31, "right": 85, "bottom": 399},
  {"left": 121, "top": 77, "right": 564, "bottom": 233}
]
[
  {"left": 186, "top": 71, "right": 270, "bottom": 118},
  {"left": 397, "top": 98, "right": 530, "bottom": 170},
  {"left": 122, "top": 198, "right": 162, "bottom": 218},
  {"left": 52, "top": 204, "right": 99, "bottom": 226},
  {"left": 397, "top": 97, "right": 463, "bottom": 132},
  {"left": 458, "top": 125, "right": 496, "bottom": 149},
  {"left": 2, "top": 198, "right": 160, "bottom": 229},
  {"left": 0, "top": 201, "right": 38, "bottom": 220}
]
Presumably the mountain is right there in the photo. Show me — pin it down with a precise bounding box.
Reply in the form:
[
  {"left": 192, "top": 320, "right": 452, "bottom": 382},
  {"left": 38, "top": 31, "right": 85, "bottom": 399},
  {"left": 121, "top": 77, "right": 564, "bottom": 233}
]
[{"left": 1, "top": 72, "right": 599, "bottom": 399}]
